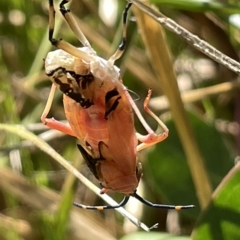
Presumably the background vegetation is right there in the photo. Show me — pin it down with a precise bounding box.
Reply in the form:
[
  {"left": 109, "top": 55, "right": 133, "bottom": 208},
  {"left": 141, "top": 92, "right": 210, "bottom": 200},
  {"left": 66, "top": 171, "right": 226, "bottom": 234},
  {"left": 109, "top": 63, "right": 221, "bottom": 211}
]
[{"left": 0, "top": 0, "right": 240, "bottom": 239}]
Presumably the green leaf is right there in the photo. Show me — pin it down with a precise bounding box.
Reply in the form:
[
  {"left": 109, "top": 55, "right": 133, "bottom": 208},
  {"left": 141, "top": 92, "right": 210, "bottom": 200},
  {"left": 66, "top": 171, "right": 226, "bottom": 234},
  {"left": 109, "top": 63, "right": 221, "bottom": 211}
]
[
  {"left": 144, "top": 111, "right": 233, "bottom": 218},
  {"left": 192, "top": 163, "right": 240, "bottom": 240}
]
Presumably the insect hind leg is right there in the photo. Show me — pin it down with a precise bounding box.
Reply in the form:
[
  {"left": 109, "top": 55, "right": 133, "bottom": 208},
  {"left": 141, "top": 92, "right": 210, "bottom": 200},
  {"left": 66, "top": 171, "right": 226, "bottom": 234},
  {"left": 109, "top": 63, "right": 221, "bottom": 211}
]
[
  {"left": 58, "top": 0, "right": 93, "bottom": 49},
  {"left": 124, "top": 88, "right": 169, "bottom": 151},
  {"left": 133, "top": 192, "right": 195, "bottom": 210},
  {"left": 73, "top": 196, "right": 130, "bottom": 210},
  {"left": 108, "top": 2, "right": 132, "bottom": 65},
  {"left": 48, "top": 0, "right": 95, "bottom": 61},
  {"left": 48, "top": 0, "right": 57, "bottom": 45},
  {"left": 136, "top": 89, "right": 169, "bottom": 151}
]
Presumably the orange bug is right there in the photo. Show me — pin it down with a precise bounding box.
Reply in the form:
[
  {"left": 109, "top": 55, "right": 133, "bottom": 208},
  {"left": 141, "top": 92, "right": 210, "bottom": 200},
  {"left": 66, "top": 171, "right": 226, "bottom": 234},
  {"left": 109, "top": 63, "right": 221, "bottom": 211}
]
[{"left": 42, "top": 0, "right": 194, "bottom": 211}]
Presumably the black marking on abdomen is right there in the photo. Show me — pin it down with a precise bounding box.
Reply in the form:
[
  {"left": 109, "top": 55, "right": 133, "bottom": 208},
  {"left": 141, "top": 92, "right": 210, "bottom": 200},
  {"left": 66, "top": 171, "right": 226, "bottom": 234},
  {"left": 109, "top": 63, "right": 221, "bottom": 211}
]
[
  {"left": 54, "top": 77, "right": 93, "bottom": 108},
  {"left": 77, "top": 144, "right": 100, "bottom": 180},
  {"left": 47, "top": 66, "right": 95, "bottom": 107},
  {"left": 105, "top": 88, "right": 121, "bottom": 119},
  {"left": 77, "top": 143, "right": 105, "bottom": 180}
]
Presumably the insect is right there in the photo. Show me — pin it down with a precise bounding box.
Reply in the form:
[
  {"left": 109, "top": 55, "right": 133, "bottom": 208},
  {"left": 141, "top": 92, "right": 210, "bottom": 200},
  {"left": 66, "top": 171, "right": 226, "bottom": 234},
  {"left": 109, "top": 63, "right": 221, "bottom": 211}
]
[{"left": 42, "top": 0, "right": 194, "bottom": 211}]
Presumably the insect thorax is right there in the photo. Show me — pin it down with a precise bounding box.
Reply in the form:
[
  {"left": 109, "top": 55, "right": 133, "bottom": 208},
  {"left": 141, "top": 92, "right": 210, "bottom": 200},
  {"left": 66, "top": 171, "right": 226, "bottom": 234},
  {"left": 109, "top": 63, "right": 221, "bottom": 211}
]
[{"left": 45, "top": 47, "right": 121, "bottom": 108}]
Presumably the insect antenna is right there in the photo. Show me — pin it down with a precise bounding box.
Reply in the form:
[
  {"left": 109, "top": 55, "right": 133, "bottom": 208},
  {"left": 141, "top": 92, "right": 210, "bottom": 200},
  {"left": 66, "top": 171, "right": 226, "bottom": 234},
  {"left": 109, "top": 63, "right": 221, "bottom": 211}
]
[
  {"left": 132, "top": 191, "right": 195, "bottom": 210},
  {"left": 127, "top": 88, "right": 140, "bottom": 102},
  {"left": 108, "top": 2, "right": 132, "bottom": 65},
  {"left": 73, "top": 196, "right": 130, "bottom": 210}
]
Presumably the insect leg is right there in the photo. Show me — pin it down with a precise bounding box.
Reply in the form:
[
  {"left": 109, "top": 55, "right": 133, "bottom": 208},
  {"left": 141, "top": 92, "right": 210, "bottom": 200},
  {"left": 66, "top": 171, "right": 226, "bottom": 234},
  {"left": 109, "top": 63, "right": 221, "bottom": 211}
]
[
  {"left": 58, "top": 0, "right": 93, "bottom": 50},
  {"left": 48, "top": 0, "right": 95, "bottom": 61},
  {"left": 124, "top": 89, "right": 169, "bottom": 151},
  {"left": 73, "top": 196, "right": 130, "bottom": 210},
  {"left": 133, "top": 192, "right": 195, "bottom": 210},
  {"left": 137, "top": 89, "right": 169, "bottom": 151},
  {"left": 48, "top": 0, "right": 56, "bottom": 45},
  {"left": 41, "top": 84, "right": 76, "bottom": 136},
  {"left": 108, "top": 2, "right": 133, "bottom": 65}
]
